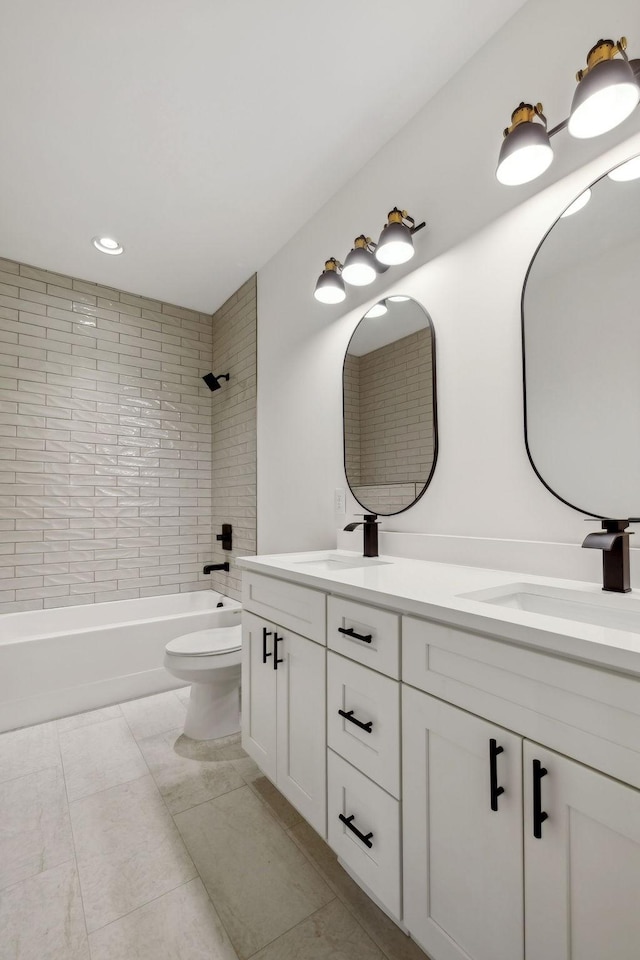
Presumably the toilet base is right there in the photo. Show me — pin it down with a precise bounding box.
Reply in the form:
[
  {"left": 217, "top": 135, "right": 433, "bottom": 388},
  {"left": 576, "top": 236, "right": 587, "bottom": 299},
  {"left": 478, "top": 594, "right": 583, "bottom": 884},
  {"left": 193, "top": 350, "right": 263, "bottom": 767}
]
[{"left": 183, "top": 672, "right": 241, "bottom": 741}]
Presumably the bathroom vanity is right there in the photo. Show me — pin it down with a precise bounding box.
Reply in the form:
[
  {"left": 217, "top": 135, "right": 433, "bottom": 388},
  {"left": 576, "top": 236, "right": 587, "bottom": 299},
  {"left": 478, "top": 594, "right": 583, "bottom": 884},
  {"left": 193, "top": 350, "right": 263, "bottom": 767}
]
[{"left": 238, "top": 550, "right": 640, "bottom": 960}]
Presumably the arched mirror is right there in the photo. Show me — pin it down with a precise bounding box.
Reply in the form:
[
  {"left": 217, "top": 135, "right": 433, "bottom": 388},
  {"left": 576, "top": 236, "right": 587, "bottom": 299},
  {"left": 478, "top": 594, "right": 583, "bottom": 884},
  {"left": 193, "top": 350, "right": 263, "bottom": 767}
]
[
  {"left": 523, "top": 154, "right": 640, "bottom": 518},
  {"left": 343, "top": 296, "right": 437, "bottom": 516}
]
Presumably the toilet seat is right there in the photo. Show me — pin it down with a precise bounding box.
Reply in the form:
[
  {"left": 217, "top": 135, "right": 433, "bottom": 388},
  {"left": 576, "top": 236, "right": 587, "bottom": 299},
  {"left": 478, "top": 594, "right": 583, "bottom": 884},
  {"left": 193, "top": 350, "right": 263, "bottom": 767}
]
[{"left": 165, "top": 625, "right": 241, "bottom": 658}]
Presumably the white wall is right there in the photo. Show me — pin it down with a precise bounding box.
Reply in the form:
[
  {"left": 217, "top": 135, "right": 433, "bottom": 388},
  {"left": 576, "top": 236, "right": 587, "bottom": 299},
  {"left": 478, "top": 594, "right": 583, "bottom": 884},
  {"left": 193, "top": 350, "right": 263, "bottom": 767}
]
[{"left": 257, "top": 0, "right": 640, "bottom": 565}]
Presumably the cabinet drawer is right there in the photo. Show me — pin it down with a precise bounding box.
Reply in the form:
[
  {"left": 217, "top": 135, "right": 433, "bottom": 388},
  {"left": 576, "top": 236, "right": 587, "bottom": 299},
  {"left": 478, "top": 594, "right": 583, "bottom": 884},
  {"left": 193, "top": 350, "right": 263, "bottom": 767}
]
[
  {"left": 327, "top": 596, "right": 399, "bottom": 677},
  {"left": 327, "top": 749, "right": 401, "bottom": 920},
  {"left": 403, "top": 614, "right": 640, "bottom": 790},
  {"left": 242, "top": 572, "right": 326, "bottom": 643},
  {"left": 327, "top": 653, "right": 400, "bottom": 797}
]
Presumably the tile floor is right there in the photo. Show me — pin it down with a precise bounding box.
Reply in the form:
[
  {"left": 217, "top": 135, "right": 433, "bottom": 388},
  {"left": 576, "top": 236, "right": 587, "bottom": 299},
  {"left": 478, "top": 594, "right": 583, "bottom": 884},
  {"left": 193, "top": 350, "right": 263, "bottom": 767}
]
[{"left": 0, "top": 688, "right": 428, "bottom": 960}]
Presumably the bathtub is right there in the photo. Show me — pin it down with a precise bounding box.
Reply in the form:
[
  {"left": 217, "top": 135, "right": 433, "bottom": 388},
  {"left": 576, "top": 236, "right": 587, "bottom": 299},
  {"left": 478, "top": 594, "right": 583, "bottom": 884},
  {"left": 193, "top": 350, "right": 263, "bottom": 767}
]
[{"left": 0, "top": 591, "right": 242, "bottom": 733}]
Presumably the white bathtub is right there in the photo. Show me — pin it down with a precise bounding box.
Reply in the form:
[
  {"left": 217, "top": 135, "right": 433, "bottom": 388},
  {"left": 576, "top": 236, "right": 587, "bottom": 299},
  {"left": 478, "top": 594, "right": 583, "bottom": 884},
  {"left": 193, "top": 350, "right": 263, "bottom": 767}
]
[{"left": 0, "top": 591, "right": 242, "bottom": 732}]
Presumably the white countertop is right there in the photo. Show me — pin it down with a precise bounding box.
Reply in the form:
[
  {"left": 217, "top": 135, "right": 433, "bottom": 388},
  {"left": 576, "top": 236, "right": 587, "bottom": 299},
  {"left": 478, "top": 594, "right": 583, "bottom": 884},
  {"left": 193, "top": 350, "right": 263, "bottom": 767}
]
[{"left": 237, "top": 550, "right": 640, "bottom": 677}]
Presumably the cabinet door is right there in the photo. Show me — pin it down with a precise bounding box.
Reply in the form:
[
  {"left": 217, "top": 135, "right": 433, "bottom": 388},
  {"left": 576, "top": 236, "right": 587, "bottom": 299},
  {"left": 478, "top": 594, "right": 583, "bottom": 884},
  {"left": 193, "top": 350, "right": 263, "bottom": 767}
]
[
  {"left": 276, "top": 630, "right": 327, "bottom": 837},
  {"left": 524, "top": 741, "right": 640, "bottom": 960},
  {"left": 403, "top": 687, "right": 523, "bottom": 960},
  {"left": 241, "top": 612, "right": 277, "bottom": 782}
]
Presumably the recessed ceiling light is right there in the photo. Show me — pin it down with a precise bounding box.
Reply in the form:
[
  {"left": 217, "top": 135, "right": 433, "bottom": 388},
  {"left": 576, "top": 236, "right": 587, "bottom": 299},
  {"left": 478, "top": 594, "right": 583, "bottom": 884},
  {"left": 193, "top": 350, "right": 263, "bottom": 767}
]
[{"left": 92, "top": 236, "right": 124, "bottom": 255}]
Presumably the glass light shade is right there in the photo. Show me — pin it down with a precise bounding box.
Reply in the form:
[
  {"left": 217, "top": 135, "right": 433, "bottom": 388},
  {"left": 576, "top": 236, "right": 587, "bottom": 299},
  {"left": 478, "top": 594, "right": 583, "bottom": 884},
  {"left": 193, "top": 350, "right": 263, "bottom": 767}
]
[
  {"left": 375, "top": 221, "right": 414, "bottom": 265},
  {"left": 496, "top": 121, "right": 553, "bottom": 185},
  {"left": 314, "top": 269, "right": 346, "bottom": 304},
  {"left": 342, "top": 246, "right": 377, "bottom": 286},
  {"left": 560, "top": 188, "right": 592, "bottom": 218},
  {"left": 365, "top": 302, "right": 388, "bottom": 318},
  {"left": 568, "top": 58, "right": 640, "bottom": 138},
  {"left": 608, "top": 155, "right": 640, "bottom": 181}
]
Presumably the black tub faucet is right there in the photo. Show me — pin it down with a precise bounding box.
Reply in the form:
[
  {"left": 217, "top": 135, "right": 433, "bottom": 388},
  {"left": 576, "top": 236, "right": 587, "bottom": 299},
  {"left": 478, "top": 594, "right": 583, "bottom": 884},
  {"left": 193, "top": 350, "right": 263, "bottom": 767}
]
[
  {"left": 582, "top": 519, "right": 634, "bottom": 593},
  {"left": 344, "top": 514, "right": 379, "bottom": 558},
  {"left": 203, "top": 563, "right": 230, "bottom": 574}
]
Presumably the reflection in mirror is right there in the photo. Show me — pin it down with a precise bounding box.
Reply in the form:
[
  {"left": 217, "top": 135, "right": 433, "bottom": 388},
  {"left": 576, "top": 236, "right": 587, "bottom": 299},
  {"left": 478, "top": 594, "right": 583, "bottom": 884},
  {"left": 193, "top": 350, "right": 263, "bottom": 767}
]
[
  {"left": 523, "top": 154, "right": 640, "bottom": 518},
  {"left": 343, "top": 297, "right": 437, "bottom": 516}
]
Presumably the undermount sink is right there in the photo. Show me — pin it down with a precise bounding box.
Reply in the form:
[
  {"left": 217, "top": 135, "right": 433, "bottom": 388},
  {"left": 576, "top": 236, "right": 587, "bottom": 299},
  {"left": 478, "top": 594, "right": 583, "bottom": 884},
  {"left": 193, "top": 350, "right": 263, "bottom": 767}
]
[
  {"left": 291, "top": 555, "right": 391, "bottom": 572},
  {"left": 460, "top": 583, "right": 640, "bottom": 634}
]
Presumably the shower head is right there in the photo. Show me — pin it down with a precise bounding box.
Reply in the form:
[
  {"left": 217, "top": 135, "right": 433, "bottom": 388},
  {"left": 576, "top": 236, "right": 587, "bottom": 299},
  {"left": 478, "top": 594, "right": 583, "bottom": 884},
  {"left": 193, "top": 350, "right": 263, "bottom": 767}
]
[{"left": 202, "top": 372, "right": 230, "bottom": 392}]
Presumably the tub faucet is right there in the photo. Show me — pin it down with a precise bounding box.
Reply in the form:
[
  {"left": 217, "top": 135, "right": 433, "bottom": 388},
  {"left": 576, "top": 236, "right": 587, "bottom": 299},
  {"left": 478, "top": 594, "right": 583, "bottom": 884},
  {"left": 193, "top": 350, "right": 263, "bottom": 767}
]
[
  {"left": 582, "top": 519, "right": 634, "bottom": 593},
  {"left": 344, "top": 514, "right": 379, "bottom": 558},
  {"left": 203, "top": 563, "right": 230, "bottom": 574}
]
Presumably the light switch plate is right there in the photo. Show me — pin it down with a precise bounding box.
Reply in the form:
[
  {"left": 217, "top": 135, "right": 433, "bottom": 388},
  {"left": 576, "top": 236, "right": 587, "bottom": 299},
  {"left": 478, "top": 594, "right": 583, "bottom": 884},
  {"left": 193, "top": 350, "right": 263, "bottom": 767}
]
[{"left": 334, "top": 487, "right": 346, "bottom": 514}]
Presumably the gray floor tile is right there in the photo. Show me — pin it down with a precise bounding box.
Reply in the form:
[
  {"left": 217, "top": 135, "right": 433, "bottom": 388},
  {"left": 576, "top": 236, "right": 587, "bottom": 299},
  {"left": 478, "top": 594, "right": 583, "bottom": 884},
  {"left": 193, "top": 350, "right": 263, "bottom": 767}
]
[
  {"left": 120, "top": 690, "right": 187, "bottom": 741},
  {"left": 0, "top": 860, "right": 89, "bottom": 960},
  {"left": 59, "top": 716, "right": 148, "bottom": 801},
  {"left": 0, "top": 721, "right": 60, "bottom": 785},
  {"left": 0, "top": 765, "right": 73, "bottom": 890},
  {"left": 249, "top": 775, "right": 303, "bottom": 829},
  {"left": 289, "top": 820, "right": 428, "bottom": 960},
  {"left": 70, "top": 773, "right": 197, "bottom": 932},
  {"left": 138, "top": 727, "right": 244, "bottom": 815},
  {"left": 175, "top": 785, "right": 333, "bottom": 959},
  {"left": 232, "top": 754, "right": 262, "bottom": 784},
  {"left": 56, "top": 704, "right": 122, "bottom": 735},
  {"left": 88, "top": 878, "right": 239, "bottom": 960},
  {"left": 251, "top": 899, "right": 384, "bottom": 960},
  {"left": 175, "top": 685, "right": 192, "bottom": 707}
]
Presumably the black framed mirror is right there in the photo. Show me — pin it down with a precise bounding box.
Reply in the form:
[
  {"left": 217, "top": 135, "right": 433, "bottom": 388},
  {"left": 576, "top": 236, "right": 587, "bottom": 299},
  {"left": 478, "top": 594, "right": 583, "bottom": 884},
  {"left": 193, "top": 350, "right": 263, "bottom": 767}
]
[
  {"left": 522, "top": 154, "right": 640, "bottom": 519},
  {"left": 343, "top": 296, "right": 437, "bottom": 516}
]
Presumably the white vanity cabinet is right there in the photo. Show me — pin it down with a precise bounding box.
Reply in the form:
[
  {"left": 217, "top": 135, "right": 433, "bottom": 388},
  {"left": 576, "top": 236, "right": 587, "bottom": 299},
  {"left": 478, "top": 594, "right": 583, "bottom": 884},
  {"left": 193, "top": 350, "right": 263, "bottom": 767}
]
[
  {"left": 242, "top": 573, "right": 327, "bottom": 836},
  {"left": 402, "top": 617, "right": 640, "bottom": 960},
  {"left": 239, "top": 556, "right": 640, "bottom": 960}
]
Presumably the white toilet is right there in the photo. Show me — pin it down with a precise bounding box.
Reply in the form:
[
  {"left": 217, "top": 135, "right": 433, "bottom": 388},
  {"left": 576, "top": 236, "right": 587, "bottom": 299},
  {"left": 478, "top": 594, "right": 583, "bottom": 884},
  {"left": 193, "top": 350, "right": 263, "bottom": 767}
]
[{"left": 164, "top": 624, "right": 242, "bottom": 741}]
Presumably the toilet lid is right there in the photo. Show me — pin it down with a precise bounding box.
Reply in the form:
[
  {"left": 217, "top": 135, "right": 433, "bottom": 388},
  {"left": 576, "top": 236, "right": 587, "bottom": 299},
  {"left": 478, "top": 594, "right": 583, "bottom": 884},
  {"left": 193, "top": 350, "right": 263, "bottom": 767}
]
[{"left": 165, "top": 625, "right": 242, "bottom": 657}]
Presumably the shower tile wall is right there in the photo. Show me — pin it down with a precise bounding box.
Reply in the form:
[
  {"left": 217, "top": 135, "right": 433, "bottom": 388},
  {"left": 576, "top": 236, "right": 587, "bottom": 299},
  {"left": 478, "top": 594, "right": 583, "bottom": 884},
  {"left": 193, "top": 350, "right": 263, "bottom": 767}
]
[
  {"left": 0, "top": 258, "right": 213, "bottom": 613},
  {"left": 208, "top": 276, "right": 257, "bottom": 601}
]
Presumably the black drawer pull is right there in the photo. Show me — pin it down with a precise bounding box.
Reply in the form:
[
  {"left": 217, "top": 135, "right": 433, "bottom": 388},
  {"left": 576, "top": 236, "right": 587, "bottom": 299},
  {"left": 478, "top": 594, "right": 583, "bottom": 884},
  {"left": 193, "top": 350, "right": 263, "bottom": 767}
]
[
  {"left": 273, "top": 633, "right": 284, "bottom": 670},
  {"left": 262, "top": 627, "right": 272, "bottom": 664},
  {"left": 339, "top": 813, "right": 373, "bottom": 848},
  {"left": 532, "top": 758, "right": 549, "bottom": 839},
  {"left": 489, "top": 738, "right": 505, "bottom": 812},
  {"left": 338, "top": 626, "right": 372, "bottom": 644},
  {"left": 338, "top": 709, "right": 373, "bottom": 733}
]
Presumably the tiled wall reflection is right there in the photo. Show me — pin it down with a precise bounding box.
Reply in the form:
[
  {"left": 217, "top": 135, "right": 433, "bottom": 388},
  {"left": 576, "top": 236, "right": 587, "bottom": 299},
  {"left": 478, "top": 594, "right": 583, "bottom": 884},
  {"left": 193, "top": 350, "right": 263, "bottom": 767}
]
[{"left": 0, "top": 258, "right": 214, "bottom": 612}]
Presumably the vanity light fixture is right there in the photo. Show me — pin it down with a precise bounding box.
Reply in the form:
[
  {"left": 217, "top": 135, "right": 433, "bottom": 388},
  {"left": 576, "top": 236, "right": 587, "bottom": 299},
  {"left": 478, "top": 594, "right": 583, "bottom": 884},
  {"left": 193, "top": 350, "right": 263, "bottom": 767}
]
[
  {"left": 608, "top": 155, "right": 640, "bottom": 181},
  {"left": 92, "top": 236, "right": 124, "bottom": 255},
  {"left": 314, "top": 207, "right": 425, "bottom": 305},
  {"left": 314, "top": 258, "right": 346, "bottom": 304},
  {"left": 365, "top": 301, "right": 388, "bottom": 318},
  {"left": 375, "top": 208, "right": 426, "bottom": 265},
  {"left": 342, "top": 236, "right": 383, "bottom": 287},
  {"left": 560, "top": 187, "right": 592, "bottom": 217},
  {"left": 496, "top": 36, "right": 640, "bottom": 186}
]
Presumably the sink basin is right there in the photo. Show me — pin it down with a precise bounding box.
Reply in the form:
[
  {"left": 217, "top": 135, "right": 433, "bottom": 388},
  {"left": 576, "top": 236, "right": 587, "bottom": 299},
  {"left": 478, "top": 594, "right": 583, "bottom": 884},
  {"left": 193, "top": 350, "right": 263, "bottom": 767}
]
[
  {"left": 291, "top": 555, "right": 391, "bottom": 572},
  {"left": 460, "top": 583, "right": 640, "bottom": 634}
]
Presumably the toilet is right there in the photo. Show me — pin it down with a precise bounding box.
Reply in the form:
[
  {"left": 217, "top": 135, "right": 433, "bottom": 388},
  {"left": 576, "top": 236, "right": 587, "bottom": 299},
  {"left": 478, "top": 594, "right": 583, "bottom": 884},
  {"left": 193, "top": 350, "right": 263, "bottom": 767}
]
[{"left": 164, "top": 624, "right": 242, "bottom": 741}]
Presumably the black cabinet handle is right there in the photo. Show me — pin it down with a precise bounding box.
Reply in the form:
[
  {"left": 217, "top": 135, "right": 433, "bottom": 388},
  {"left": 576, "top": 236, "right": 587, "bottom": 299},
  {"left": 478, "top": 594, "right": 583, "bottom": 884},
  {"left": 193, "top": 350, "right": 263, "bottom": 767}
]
[
  {"left": 532, "top": 758, "right": 549, "bottom": 839},
  {"left": 338, "top": 626, "right": 372, "bottom": 644},
  {"left": 262, "top": 627, "right": 272, "bottom": 664},
  {"left": 339, "top": 813, "right": 373, "bottom": 849},
  {"left": 489, "top": 738, "right": 505, "bottom": 812},
  {"left": 338, "top": 709, "right": 373, "bottom": 733},
  {"left": 273, "top": 633, "right": 284, "bottom": 670}
]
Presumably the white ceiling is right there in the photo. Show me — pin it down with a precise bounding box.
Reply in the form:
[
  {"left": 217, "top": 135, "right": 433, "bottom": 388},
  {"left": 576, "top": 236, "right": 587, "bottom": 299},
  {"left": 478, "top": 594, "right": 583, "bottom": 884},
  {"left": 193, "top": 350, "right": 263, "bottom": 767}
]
[{"left": 0, "top": 0, "right": 526, "bottom": 313}]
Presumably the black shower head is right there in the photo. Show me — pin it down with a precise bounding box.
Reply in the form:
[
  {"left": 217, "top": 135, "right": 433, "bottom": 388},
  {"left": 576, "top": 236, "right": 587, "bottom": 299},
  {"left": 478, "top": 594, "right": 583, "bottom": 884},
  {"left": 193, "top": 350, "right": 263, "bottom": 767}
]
[{"left": 202, "top": 372, "right": 230, "bottom": 392}]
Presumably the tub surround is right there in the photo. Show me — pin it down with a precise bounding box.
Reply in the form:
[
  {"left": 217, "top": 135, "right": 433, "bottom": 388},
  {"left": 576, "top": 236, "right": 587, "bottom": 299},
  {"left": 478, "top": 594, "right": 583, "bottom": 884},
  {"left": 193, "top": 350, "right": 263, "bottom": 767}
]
[{"left": 238, "top": 549, "right": 640, "bottom": 959}]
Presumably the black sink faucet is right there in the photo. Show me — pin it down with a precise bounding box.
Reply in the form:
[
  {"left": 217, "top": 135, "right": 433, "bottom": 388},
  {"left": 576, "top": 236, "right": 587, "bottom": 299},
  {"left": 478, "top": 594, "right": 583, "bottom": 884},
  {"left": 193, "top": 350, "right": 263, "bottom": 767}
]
[
  {"left": 344, "top": 514, "right": 379, "bottom": 558},
  {"left": 582, "top": 519, "right": 634, "bottom": 593}
]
